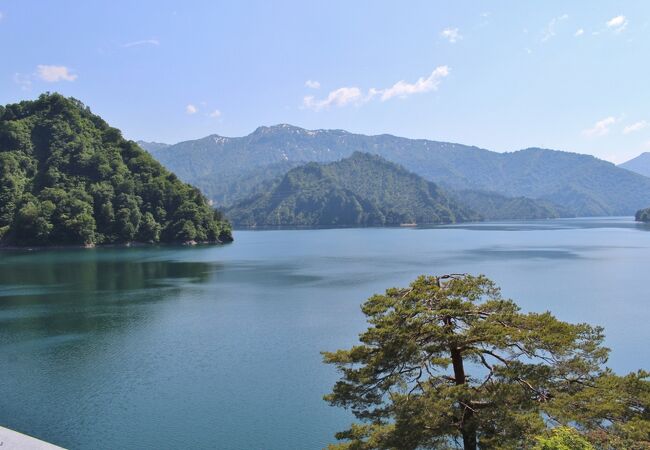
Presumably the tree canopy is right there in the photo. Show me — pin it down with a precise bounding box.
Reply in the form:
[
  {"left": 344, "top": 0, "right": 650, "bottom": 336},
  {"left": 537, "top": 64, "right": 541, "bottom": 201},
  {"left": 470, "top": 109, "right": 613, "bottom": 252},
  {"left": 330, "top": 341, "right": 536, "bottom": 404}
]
[
  {"left": 323, "top": 274, "right": 649, "bottom": 449},
  {"left": 0, "top": 93, "right": 232, "bottom": 246}
]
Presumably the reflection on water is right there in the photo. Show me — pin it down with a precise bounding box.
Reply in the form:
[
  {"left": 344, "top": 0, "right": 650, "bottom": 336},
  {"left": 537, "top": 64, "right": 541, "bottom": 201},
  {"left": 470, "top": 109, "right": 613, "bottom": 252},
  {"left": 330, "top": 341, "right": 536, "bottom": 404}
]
[{"left": 0, "top": 217, "right": 649, "bottom": 450}]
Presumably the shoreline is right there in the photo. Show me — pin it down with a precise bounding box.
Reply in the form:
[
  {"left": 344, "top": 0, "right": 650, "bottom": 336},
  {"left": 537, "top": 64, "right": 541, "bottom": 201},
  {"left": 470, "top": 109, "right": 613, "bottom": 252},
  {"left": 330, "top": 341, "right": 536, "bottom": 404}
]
[{"left": 0, "top": 239, "right": 233, "bottom": 252}]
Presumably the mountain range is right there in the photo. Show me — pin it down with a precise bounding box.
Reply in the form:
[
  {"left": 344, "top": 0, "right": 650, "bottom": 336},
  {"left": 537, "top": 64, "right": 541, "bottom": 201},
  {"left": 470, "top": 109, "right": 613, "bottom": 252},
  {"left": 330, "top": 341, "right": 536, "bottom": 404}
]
[{"left": 141, "top": 125, "right": 650, "bottom": 217}]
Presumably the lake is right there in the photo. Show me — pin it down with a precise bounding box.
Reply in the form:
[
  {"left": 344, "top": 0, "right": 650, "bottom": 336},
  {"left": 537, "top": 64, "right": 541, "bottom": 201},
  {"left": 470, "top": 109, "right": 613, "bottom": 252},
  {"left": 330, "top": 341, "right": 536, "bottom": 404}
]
[{"left": 1, "top": 217, "right": 649, "bottom": 449}]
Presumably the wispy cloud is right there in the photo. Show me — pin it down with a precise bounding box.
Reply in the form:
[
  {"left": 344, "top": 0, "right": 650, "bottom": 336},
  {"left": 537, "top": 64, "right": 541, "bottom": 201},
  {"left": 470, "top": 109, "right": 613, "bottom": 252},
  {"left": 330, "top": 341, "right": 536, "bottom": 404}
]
[
  {"left": 123, "top": 39, "right": 160, "bottom": 48},
  {"left": 185, "top": 104, "right": 198, "bottom": 114},
  {"left": 377, "top": 66, "right": 450, "bottom": 101},
  {"left": 440, "top": 28, "right": 462, "bottom": 44},
  {"left": 209, "top": 109, "right": 222, "bottom": 118},
  {"left": 305, "top": 80, "right": 320, "bottom": 89},
  {"left": 606, "top": 15, "right": 628, "bottom": 33},
  {"left": 0, "top": 11, "right": 5, "bottom": 22},
  {"left": 623, "top": 120, "right": 647, "bottom": 134},
  {"left": 583, "top": 116, "right": 617, "bottom": 137},
  {"left": 303, "top": 87, "right": 363, "bottom": 111},
  {"left": 542, "top": 14, "right": 569, "bottom": 42},
  {"left": 36, "top": 65, "right": 77, "bottom": 82},
  {"left": 303, "top": 66, "right": 450, "bottom": 111},
  {"left": 575, "top": 28, "right": 584, "bottom": 37}
]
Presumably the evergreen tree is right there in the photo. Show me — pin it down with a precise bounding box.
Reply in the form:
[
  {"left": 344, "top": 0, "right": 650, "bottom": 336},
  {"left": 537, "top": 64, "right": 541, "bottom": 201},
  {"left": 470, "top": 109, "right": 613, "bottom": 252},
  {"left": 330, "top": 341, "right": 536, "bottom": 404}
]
[{"left": 323, "top": 274, "right": 649, "bottom": 449}]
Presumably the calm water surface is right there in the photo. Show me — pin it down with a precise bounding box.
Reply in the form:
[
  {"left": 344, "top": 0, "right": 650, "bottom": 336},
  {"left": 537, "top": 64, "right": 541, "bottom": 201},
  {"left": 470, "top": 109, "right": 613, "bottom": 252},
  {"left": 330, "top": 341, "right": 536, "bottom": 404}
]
[{"left": 1, "top": 217, "right": 649, "bottom": 449}]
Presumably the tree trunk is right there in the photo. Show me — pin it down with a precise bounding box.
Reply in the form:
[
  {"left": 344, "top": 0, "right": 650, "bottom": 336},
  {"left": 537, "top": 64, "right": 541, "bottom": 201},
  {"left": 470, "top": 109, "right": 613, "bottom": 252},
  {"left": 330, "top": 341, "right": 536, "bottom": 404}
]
[
  {"left": 450, "top": 346, "right": 477, "bottom": 450},
  {"left": 462, "top": 424, "right": 477, "bottom": 450},
  {"left": 440, "top": 288, "right": 476, "bottom": 450}
]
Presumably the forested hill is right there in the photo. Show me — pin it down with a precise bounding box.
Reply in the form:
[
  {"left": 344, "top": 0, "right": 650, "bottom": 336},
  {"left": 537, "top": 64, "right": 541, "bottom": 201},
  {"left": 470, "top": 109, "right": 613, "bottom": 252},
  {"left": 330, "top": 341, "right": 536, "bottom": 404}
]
[
  {"left": 0, "top": 94, "right": 232, "bottom": 247},
  {"left": 225, "top": 152, "right": 477, "bottom": 227},
  {"left": 637, "top": 207, "right": 650, "bottom": 222},
  {"left": 144, "top": 124, "right": 650, "bottom": 216}
]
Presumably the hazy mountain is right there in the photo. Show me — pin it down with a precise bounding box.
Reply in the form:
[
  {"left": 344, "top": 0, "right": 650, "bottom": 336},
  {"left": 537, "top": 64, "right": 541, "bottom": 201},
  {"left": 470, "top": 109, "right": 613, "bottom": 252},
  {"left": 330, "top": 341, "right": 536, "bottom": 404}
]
[
  {"left": 137, "top": 140, "right": 171, "bottom": 153},
  {"left": 447, "top": 190, "right": 565, "bottom": 220},
  {"left": 620, "top": 153, "right": 650, "bottom": 178},
  {"left": 226, "top": 152, "right": 477, "bottom": 227},
  {"left": 148, "top": 124, "right": 650, "bottom": 216},
  {"left": 0, "top": 94, "right": 232, "bottom": 247}
]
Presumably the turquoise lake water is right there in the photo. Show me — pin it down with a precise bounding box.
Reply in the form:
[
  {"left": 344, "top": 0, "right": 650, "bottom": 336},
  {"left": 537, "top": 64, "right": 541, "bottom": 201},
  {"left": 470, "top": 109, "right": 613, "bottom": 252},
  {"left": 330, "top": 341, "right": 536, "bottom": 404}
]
[{"left": 0, "top": 217, "right": 649, "bottom": 449}]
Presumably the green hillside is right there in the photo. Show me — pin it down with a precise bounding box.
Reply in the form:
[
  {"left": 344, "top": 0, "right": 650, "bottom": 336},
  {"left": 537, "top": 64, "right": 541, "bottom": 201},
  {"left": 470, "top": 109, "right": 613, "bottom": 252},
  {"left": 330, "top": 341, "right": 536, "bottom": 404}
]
[
  {"left": 226, "top": 152, "right": 477, "bottom": 227},
  {"left": 0, "top": 94, "right": 232, "bottom": 247}
]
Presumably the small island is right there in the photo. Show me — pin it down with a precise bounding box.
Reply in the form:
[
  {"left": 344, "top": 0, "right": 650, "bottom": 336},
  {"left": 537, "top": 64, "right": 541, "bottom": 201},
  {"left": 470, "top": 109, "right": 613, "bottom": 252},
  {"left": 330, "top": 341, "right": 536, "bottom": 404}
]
[
  {"left": 0, "top": 94, "right": 232, "bottom": 247},
  {"left": 636, "top": 207, "right": 650, "bottom": 222}
]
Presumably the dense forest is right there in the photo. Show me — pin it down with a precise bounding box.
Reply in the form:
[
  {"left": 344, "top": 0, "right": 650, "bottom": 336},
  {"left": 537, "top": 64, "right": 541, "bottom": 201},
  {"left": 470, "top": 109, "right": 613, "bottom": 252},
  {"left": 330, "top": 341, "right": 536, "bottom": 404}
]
[
  {"left": 226, "top": 152, "right": 477, "bottom": 227},
  {"left": 0, "top": 93, "right": 232, "bottom": 247},
  {"left": 142, "top": 124, "right": 650, "bottom": 216},
  {"left": 636, "top": 207, "right": 650, "bottom": 222}
]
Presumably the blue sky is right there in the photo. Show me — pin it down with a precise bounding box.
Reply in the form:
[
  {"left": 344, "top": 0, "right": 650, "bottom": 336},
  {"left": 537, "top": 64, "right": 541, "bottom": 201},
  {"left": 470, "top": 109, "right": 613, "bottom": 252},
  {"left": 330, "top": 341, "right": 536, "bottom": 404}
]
[{"left": 1, "top": 1, "right": 649, "bottom": 163}]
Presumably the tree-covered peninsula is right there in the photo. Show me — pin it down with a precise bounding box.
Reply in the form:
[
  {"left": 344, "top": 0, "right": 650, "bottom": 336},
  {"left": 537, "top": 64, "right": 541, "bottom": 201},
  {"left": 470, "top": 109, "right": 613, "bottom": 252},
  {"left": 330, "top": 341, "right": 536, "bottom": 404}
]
[
  {"left": 0, "top": 93, "right": 232, "bottom": 247},
  {"left": 636, "top": 207, "right": 650, "bottom": 222}
]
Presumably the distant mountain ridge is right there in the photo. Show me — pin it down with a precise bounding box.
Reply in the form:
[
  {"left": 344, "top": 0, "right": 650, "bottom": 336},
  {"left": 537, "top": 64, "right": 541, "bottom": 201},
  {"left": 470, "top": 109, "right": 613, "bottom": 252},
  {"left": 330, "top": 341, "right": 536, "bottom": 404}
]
[
  {"left": 142, "top": 124, "right": 650, "bottom": 216},
  {"left": 620, "top": 152, "right": 650, "bottom": 178},
  {"left": 446, "top": 190, "right": 565, "bottom": 220},
  {"left": 225, "top": 152, "right": 477, "bottom": 227},
  {"left": 137, "top": 140, "right": 170, "bottom": 153}
]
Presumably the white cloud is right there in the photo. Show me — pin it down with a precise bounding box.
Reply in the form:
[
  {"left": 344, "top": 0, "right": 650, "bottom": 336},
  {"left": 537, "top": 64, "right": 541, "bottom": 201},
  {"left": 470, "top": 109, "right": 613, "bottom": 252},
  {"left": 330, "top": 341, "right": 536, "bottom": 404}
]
[
  {"left": 378, "top": 66, "right": 450, "bottom": 101},
  {"left": 524, "top": 47, "right": 532, "bottom": 54},
  {"left": 0, "top": 11, "right": 4, "bottom": 21},
  {"left": 542, "top": 14, "right": 569, "bottom": 42},
  {"left": 440, "top": 28, "right": 462, "bottom": 43},
  {"left": 185, "top": 104, "right": 198, "bottom": 114},
  {"left": 606, "top": 15, "right": 628, "bottom": 32},
  {"left": 303, "top": 87, "right": 363, "bottom": 111},
  {"left": 36, "top": 65, "right": 77, "bottom": 82},
  {"left": 583, "top": 116, "right": 617, "bottom": 137},
  {"left": 303, "top": 66, "right": 450, "bottom": 111},
  {"left": 209, "top": 109, "right": 222, "bottom": 118},
  {"left": 305, "top": 80, "right": 320, "bottom": 89},
  {"left": 123, "top": 39, "right": 160, "bottom": 48},
  {"left": 623, "top": 120, "right": 648, "bottom": 134},
  {"left": 575, "top": 28, "right": 584, "bottom": 36}
]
